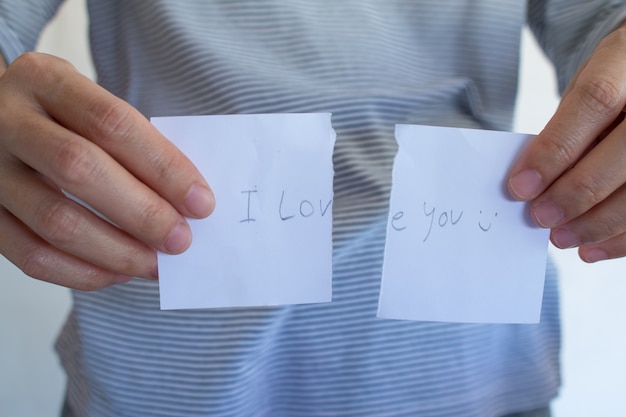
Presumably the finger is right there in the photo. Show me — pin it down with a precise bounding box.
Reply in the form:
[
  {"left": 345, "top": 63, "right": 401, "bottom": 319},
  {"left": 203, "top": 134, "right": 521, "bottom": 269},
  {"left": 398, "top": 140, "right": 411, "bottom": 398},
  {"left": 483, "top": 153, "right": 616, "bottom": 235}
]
[
  {"left": 1, "top": 106, "right": 192, "bottom": 254},
  {"left": 0, "top": 157, "right": 158, "bottom": 279},
  {"left": 508, "top": 27, "right": 626, "bottom": 203},
  {"left": 529, "top": 117, "right": 626, "bottom": 229},
  {"left": 579, "top": 233, "right": 626, "bottom": 263},
  {"left": 549, "top": 179, "right": 626, "bottom": 250},
  {"left": 0, "top": 207, "right": 133, "bottom": 291},
  {"left": 14, "top": 53, "right": 214, "bottom": 219},
  {"left": 580, "top": 111, "right": 625, "bottom": 158}
]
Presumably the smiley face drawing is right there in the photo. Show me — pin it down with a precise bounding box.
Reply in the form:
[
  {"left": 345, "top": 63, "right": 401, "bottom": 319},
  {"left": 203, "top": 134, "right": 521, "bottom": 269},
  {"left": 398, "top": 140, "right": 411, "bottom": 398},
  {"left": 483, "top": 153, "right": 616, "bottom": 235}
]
[{"left": 478, "top": 210, "right": 498, "bottom": 232}]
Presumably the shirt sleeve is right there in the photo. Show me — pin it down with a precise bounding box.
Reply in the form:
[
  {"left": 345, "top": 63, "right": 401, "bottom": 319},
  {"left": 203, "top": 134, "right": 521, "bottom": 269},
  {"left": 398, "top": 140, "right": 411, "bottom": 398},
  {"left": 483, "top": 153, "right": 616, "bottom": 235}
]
[
  {"left": 527, "top": 0, "right": 626, "bottom": 94},
  {"left": 0, "top": 0, "right": 66, "bottom": 64}
]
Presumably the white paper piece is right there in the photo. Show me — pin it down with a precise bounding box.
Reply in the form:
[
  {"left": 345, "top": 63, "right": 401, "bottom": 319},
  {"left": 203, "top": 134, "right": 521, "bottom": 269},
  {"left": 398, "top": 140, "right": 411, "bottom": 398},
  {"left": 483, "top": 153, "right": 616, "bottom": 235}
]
[
  {"left": 152, "top": 113, "right": 335, "bottom": 310},
  {"left": 378, "top": 125, "right": 550, "bottom": 324}
]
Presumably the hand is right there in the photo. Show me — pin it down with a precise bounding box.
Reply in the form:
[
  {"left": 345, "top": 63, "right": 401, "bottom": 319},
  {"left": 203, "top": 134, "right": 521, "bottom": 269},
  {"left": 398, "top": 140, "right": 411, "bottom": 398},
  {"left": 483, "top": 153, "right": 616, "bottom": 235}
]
[
  {"left": 0, "top": 53, "right": 214, "bottom": 290},
  {"left": 507, "top": 23, "right": 626, "bottom": 263}
]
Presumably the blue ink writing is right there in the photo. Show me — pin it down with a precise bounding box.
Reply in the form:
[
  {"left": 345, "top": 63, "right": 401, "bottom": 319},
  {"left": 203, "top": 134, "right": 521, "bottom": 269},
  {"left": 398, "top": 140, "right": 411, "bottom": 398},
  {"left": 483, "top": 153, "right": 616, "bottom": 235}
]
[
  {"left": 391, "top": 202, "right": 498, "bottom": 241},
  {"left": 423, "top": 202, "right": 463, "bottom": 242},
  {"left": 478, "top": 211, "right": 498, "bottom": 232},
  {"left": 240, "top": 188, "right": 258, "bottom": 223},
  {"left": 300, "top": 200, "right": 314, "bottom": 217},
  {"left": 392, "top": 211, "right": 407, "bottom": 231},
  {"left": 279, "top": 190, "right": 296, "bottom": 221},
  {"left": 279, "top": 190, "right": 333, "bottom": 222}
]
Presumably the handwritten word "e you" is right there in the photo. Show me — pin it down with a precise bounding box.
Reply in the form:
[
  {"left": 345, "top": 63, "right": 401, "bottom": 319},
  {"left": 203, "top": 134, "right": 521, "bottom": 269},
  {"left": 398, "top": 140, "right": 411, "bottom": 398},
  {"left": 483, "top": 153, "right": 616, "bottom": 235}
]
[{"left": 391, "top": 202, "right": 498, "bottom": 242}]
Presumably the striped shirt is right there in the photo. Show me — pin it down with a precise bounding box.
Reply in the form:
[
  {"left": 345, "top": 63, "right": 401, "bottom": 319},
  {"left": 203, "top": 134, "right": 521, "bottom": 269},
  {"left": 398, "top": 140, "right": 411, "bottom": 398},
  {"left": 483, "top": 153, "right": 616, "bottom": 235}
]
[{"left": 2, "top": 1, "right": 626, "bottom": 416}]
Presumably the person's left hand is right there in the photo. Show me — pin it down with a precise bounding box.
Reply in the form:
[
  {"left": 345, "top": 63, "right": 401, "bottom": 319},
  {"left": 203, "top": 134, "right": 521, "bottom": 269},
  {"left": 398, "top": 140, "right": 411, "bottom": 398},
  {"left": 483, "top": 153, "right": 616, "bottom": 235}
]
[{"left": 507, "top": 22, "right": 626, "bottom": 263}]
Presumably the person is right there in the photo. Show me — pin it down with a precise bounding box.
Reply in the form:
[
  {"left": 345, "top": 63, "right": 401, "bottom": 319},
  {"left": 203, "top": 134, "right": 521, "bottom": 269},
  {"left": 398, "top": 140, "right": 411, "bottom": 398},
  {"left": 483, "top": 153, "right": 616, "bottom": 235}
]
[{"left": 1, "top": 1, "right": 626, "bottom": 416}]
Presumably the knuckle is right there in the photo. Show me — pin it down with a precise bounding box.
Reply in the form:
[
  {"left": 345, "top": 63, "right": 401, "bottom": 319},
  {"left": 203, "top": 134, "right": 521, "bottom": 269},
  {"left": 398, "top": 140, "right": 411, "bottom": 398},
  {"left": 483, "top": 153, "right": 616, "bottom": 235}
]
[
  {"left": 151, "top": 149, "right": 179, "bottom": 182},
  {"left": 10, "top": 53, "right": 47, "bottom": 77},
  {"left": 568, "top": 175, "right": 606, "bottom": 208},
  {"left": 135, "top": 197, "right": 169, "bottom": 240},
  {"left": 117, "top": 244, "right": 152, "bottom": 275},
  {"left": 589, "top": 214, "right": 625, "bottom": 242},
  {"left": 577, "top": 77, "right": 622, "bottom": 117},
  {"left": 52, "top": 139, "right": 102, "bottom": 187},
  {"left": 18, "top": 247, "right": 107, "bottom": 291},
  {"left": 18, "top": 245, "right": 53, "bottom": 280},
  {"left": 35, "top": 199, "right": 82, "bottom": 248},
  {"left": 92, "top": 101, "right": 134, "bottom": 142},
  {"left": 538, "top": 132, "right": 579, "bottom": 167},
  {"left": 10, "top": 52, "right": 73, "bottom": 87},
  {"left": 575, "top": 205, "right": 626, "bottom": 244}
]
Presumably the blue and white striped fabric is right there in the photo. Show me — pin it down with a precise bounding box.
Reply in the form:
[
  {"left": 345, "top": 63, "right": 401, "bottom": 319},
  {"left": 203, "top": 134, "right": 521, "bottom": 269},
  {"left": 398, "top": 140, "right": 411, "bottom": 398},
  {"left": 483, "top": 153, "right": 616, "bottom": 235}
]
[{"left": 3, "top": 1, "right": 626, "bottom": 416}]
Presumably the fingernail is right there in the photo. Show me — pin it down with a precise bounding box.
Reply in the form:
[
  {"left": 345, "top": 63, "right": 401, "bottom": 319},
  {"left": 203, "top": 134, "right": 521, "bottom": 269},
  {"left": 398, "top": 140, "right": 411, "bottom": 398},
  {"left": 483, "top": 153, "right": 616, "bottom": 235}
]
[
  {"left": 185, "top": 185, "right": 215, "bottom": 218},
  {"left": 115, "top": 275, "right": 134, "bottom": 285},
  {"left": 582, "top": 248, "right": 608, "bottom": 263},
  {"left": 551, "top": 227, "right": 580, "bottom": 249},
  {"left": 533, "top": 202, "right": 564, "bottom": 228},
  {"left": 163, "top": 222, "right": 192, "bottom": 253},
  {"left": 509, "top": 169, "right": 543, "bottom": 200}
]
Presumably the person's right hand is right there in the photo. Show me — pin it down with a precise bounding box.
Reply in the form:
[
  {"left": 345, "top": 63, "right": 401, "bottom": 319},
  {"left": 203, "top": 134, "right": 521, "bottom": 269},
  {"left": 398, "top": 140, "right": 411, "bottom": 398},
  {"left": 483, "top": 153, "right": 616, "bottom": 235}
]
[{"left": 0, "top": 52, "right": 214, "bottom": 290}]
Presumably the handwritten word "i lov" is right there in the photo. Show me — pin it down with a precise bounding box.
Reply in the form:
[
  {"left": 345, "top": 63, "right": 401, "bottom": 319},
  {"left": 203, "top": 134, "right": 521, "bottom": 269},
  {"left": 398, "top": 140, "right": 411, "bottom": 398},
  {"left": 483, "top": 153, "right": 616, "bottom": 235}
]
[{"left": 239, "top": 188, "right": 333, "bottom": 223}]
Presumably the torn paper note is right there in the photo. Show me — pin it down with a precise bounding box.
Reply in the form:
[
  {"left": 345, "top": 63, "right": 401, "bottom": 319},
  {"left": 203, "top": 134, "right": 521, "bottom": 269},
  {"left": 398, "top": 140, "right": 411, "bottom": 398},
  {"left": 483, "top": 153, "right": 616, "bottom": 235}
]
[
  {"left": 378, "top": 125, "right": 549, "bottom": 324},
  {"left": 152, "top": 113, "right": 335, "bottom": 310}
]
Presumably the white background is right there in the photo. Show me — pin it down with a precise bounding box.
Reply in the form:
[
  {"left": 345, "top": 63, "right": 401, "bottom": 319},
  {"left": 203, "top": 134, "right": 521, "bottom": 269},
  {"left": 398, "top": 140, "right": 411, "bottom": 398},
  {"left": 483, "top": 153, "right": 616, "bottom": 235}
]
[{"left": 1, "top": 0, "right": 625, "bottom": 415}]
